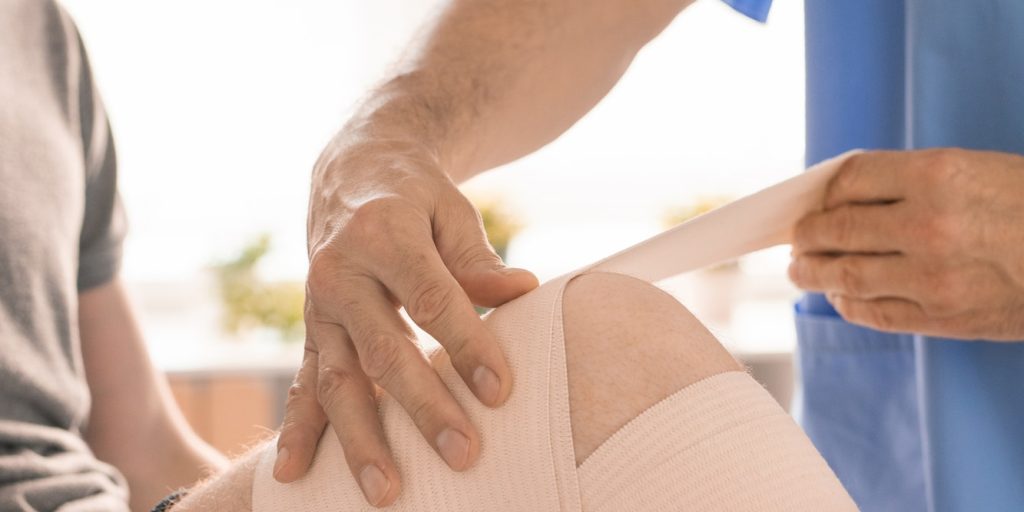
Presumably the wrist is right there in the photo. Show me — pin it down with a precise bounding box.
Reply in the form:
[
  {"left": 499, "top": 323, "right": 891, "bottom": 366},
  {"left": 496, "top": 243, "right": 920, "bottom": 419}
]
[
  {"left": 339, "top": 73, "right": 479, "bottom": 183},
  {"left": 307, "top": 134, "right": 451, "bottom": 253}
]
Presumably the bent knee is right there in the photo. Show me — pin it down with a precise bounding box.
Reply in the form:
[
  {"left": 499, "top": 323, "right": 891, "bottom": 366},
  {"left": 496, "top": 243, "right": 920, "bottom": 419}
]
[{"left": 562, "top": 272, "right": 740, "bottom": 465}]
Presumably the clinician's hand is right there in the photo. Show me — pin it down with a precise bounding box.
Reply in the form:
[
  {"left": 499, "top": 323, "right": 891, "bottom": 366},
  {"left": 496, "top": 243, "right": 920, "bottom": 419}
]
[
  {"left": 273, "top": 137, "right": 538, "bottom": 507},
  {"left": 790, "top": 149, "right": 1024, "bottom": 340}
]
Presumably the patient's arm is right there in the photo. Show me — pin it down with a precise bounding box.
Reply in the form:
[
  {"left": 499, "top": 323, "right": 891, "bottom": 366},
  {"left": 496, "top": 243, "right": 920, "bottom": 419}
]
[{"left": 79, "top": 278, "right": 228, "bottom": 512}]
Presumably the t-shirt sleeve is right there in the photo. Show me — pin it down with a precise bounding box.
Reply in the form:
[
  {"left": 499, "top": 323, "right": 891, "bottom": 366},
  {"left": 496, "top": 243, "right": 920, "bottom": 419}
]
[
  {"left": 74, "top": 29, "right": 127, "bottom": 291},
  {"left": 721, "top": 0, "right": 773, "bottom": 23}
]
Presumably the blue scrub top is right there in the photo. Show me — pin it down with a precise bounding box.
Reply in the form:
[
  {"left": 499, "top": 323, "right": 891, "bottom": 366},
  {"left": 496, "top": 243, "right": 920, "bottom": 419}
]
[{"left": 724, "top": 1, "right": 1024, "bottom": 510}]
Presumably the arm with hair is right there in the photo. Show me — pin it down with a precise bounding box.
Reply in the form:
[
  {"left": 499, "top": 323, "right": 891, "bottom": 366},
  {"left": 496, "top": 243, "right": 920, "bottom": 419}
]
[
  {"left": 338, "top": 0, "right": 696, "bottom": 180},
  {"left": 290, "top": 1, "right": 697, "bottom": 504}
]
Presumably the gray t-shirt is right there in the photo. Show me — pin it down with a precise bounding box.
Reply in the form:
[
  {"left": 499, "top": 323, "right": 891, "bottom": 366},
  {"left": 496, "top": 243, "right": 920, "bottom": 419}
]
[{"left": 0, "top": 0, "right": 130, "bottom": 509}]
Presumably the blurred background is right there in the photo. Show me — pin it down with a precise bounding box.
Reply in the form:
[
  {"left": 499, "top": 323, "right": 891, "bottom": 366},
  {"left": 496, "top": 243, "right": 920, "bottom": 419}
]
[{"left": 62, "top": 0, "right": 806, "bottom": 454}]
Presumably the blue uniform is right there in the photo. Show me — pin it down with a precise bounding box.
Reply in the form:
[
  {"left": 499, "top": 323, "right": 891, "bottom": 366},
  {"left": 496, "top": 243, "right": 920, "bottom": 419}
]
[{"left": 724, "top": 1, "right": 1024, "bottom": 510}]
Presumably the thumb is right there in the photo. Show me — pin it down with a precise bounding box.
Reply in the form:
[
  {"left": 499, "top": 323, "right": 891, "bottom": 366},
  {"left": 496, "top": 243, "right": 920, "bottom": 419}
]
[
  {"left": 433, "top": 196, "right": 539, "bottom": 308},
  {"left": 461, "top": 264, "right": 539, "bottom": 308}
]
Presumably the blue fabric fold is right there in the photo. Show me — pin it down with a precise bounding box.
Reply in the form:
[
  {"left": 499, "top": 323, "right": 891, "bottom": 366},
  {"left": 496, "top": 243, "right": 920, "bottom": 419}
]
[
  {"left": 793, "top": 307, "right": 927, "bottom": 512},
  {"left": 799, "top": 0, "right": 1024, "bottom": 509},
  {"left": 721, "top": 0, "right": 773, "bottom": 23}
]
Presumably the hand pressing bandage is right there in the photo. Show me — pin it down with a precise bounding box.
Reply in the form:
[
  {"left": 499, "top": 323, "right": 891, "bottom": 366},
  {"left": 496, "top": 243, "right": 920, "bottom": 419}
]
[{"left": 251, "top": 271, "right": 856, "bottom": 511}]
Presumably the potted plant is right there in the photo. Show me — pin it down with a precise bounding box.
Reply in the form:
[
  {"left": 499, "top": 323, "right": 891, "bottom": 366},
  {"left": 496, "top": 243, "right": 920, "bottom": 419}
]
[{"left": 213, "top": 235, "right": 305, "bottom": 342}]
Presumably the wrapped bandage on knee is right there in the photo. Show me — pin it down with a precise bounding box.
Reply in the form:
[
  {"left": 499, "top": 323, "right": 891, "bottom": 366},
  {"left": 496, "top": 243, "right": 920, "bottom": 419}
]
[{"left": 250, "top": 271, "right": 856, "bottom": 511}]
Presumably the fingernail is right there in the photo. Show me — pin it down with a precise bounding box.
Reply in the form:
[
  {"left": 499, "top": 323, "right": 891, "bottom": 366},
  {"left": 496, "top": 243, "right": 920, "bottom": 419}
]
[
  {"left": 359, "top": 464, "right": 390, "bottom": 506},
  {"left": 437, "top": 428, "right": 470, "bottom": 470},
  {"left": 497, "top": 267, "right": 535, "bottom": 282},
  {"left": 473, "top": 365, "right": 501, "bottom": 405},
  {"left": 273, "top": 447, "right": 290, "bottom": 479}
]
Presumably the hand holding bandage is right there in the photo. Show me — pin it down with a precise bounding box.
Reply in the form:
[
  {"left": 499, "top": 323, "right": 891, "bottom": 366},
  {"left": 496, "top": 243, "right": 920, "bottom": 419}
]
[
  {"left": 790, "top": 149, "right": 1024, "bottom": 340},
  {"left": 277, "top": 137, "right": 539, "bottom": 507}
]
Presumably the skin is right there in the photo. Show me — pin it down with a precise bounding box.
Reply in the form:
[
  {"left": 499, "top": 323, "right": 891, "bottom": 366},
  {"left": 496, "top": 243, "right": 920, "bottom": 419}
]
[
  {"left": 79, "top": 278, "right": 227, "bottom": 511},
  {"left": 562, "top": 272, "right": 741, "bottom": 464},
  {"left": 277, "top": 0, "right": 695, "bottom": 507},
  {"left": 790, "top": 148, "right": 1024, "bottom": 340}
]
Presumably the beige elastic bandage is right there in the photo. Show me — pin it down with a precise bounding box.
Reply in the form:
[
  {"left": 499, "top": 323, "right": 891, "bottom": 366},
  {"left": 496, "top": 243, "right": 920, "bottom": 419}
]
[{"left": 251, "top": 271, "right": 856, "bottom": 511}]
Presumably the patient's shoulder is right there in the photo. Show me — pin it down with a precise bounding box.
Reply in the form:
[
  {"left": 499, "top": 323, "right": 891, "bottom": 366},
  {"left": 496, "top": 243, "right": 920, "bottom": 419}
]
[{"left": 561, "top": 271, "right": 741, "bottom": 465}]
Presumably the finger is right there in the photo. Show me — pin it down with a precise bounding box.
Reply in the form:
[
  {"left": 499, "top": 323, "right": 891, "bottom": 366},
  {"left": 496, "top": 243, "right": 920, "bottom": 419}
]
[
  {"left": 793, "top": 202, "right": 908, "bottom": 254},
  {"left": 274, "top": 340, "right": 327, "bottom": 483},
  {"left": 789, "top": 253, "right": 917, "bottom": 300},
  {"left": 313, "top": 320, "right": 401, "bottom": 508},
  {"left": 433, "top": 192, "right": 539, "bottom": 308},
  {"left": 828, "top": 294, "right": 931, "bottom": 334},
  {"left": 371, "top": 223, "right": 513, "bottom": 408},
  {"left": 334, "top": 276, "right": 480, "bottom": 472},
  {"left": 825, "top": 151, "right": 911, "bottom": 208}
]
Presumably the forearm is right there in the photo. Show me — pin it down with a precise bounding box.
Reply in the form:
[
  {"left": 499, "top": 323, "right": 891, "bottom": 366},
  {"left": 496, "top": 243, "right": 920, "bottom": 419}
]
[
  {"left": 105, "top": 422, "right": 227, "bottom": 512},
  {"left": 79, "top": 279, "right": 228, "bottom": 511},
  {"left": 334, "top": 0, "right": 693, "bottom": 182}
]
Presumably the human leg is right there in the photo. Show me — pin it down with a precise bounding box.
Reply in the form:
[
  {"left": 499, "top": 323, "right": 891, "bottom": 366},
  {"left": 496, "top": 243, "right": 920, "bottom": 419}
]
[
  {"left": 249, "top": 270, "right": 855, "bottom": 511},
  {"left": 562, "top": 271, "right": 742, "bottom": 465}
]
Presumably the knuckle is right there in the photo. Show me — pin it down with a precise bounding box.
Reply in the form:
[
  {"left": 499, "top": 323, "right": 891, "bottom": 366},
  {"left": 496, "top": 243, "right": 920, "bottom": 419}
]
[
  {"left": 439, "top": 187, "right": 478, "bottom": 220},
  {"left": 851, "top": 302, "right": 893, "bottom": 331},
  {"left": 443, "top": 333, "right": 473, "bottom": 365},
  {"left": 277, "top": 422, "right": 310, "bottom": 447},
  {"left": 833, "top": 156, "right": 863, "bottom": 193},
  {"left": 307, "top": 251, "right": 345, "bottom": 302},
  {"left": 787, "top": 260, "right": 804, "bottom": 285},
  {"left": 359, "top": 334, "right": 406, "bottom": 383},
  {"left": 347, "top": 196, "right": 415, "bottom": 246},
  {"left": 406, "top": 280, "right": 456, "bottom": 329},
  {"left": 287, "top": 382, "right": 316, "bottom": 403},
  {"left": 789, "top": 259, "right": 817, "bottom": 288},
  {"left": 792, "top": 220, "right": 811, "bottom": 250},
  {"left": 836, "top": 298, "right": 892, "bottom": 331},
  {"left": 831, "top": 207, "right": 856, "bottom": 247},
  {"left": 838, "top": 261, "right": 865, "bottom": 295},
  {"left": 406, "top": 395, "right": 445, "bottom": 431},
  {"left": 317, "top": 366, "right": 355, "bottom": 407},
  {"left": 931, "top": 148, "right": 962, "bottom": 171},
  {"left": 833, "top": 297, "right": 857, "bottom": 323},
  {"left": 303, "top": 299, "right": 315, "bottom": 322},
  {"left": 329, "top": 293, "right": 365, "bottom": 323},
  {"left": 449, "top": 239, "right": 499, "bottom": 275},
  {"left": 869, "top": 306, "right": 894, "bottom": 330},
  {"left": 280, "top": 409, "right": 324, "bottom": 440},
  {"left": 920, "top": 149, "right": 963, "bottom": 186}
]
